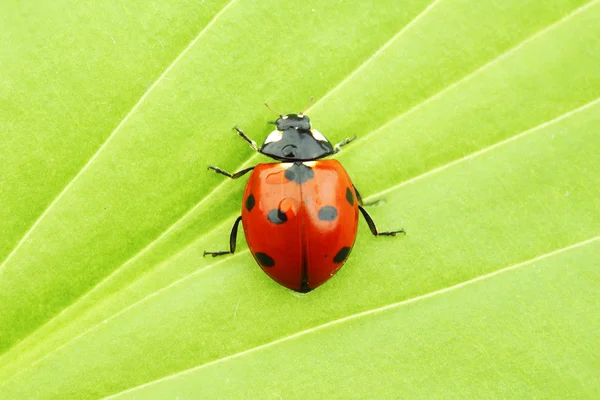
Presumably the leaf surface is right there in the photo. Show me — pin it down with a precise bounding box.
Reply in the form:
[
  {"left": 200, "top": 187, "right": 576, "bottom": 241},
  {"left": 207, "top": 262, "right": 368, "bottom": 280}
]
[{"left": 0, "top": 0, "right": 598, "bottom": 398}]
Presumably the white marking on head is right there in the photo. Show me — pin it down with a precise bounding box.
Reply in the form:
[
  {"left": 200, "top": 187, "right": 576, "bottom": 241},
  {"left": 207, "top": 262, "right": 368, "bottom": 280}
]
[
  {"left": 280, "top": 163, "right": 293, "bottom": 169},
  {"left": 311, "top": 129, "right": 327, "bottom": 142},
  {"left": 303, "top": 161, "right": 317, "bottom": 167},
  {"left": 282, "top": 115, "right": 288, "bottom": 119},
  {"left": 264, "top": 130, "right": 284, "bottom": 144}
]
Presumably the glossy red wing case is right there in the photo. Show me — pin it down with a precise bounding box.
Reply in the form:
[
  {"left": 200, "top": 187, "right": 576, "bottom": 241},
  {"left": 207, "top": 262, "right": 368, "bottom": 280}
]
[{"left": 241, "top": 160, "right": 359, "bottom": 292}]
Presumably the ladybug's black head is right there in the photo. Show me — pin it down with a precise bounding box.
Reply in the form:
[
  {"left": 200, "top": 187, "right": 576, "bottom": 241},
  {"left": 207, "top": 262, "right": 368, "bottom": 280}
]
[{"left": 260, "top": 113, "right": 334, "bottom": 161}]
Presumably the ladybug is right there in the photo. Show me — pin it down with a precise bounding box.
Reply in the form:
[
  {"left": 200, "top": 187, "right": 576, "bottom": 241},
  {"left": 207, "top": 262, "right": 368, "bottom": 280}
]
[{"left": 204, "top": 106, "right": 404, "bottom": 292}]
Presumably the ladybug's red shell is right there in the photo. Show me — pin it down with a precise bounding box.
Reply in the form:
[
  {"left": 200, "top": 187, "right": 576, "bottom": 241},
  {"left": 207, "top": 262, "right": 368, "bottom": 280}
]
[{"left": 241, "top": 160, "right": 359, "bottom": 292}]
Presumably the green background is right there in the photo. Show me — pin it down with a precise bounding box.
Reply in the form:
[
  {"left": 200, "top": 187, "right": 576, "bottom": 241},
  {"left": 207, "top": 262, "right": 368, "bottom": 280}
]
[{"left": 0, "top": 0, "right": 599, "bottom": 398}]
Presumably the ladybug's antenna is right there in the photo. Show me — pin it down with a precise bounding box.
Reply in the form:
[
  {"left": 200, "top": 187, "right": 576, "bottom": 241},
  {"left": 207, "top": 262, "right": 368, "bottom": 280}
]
[
  {"left": 264, "top": 102, "right": 281, "bottom": 116},
  {"left": 301, "top": 96, "right": 314, "bottom": 115}
]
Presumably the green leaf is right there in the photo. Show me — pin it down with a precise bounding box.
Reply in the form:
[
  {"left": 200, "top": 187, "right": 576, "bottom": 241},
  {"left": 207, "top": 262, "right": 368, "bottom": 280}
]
[
  {"left": 1, "top": 0, "right": 599, "bottom": 398},
  {"left": 108, "top": 239, "right": 600, "bottom": 399}
]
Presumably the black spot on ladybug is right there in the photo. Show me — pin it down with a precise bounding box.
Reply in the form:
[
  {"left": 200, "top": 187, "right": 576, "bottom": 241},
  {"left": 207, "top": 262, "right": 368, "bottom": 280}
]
[
  {"left": 255, "top": 252, "right": 275, "bottom": 267},
  {"left": 318, "top": 206, "right": 338, "bottom": 221},
  {"left": 333, "top": 247, "right": 351, "bottom": 263},
  {"left": 246, "top": 194, "right": 255, "bottom": 211},
  {"left": 267, "top": 209, "right": 287, "bottom": 224},
  {"left": 346, "top": 187, "right": 354, "bottom": 206},
  {"left": 284, "top": 162, "right": 314, "bottom": 184}
]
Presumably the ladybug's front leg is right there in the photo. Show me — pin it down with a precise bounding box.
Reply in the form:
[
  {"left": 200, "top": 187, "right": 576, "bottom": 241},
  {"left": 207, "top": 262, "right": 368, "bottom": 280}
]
[
  {"left": 203, "top": 216, "right": 243, "bottom": 257},
  {"left": 208, "top": 165, "right": 254, "bottom": 179},
  {"left": 354, "top": 186, "right": 405, "bottom": 237},
  {"left": 233, "top": 125, "right": 259, "bottom": 151}
]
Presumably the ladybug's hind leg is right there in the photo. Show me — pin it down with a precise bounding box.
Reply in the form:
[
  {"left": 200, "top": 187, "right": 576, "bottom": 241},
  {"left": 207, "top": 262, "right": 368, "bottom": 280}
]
[
  {"left": 208, "top": 166, "right": 254, "bottom": 179},
  {"left": 203, "top": 216, "right": 243, "bottom": 257},
  {"left": 354, "top": 186, "right": 403, "bottom": 236},
  {"left": 358, "top": 206, "right": 405, "bottom": 236}
]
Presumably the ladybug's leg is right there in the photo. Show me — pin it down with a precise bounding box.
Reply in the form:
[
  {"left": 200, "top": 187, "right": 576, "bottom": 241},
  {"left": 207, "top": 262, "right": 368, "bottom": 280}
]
[
  {"left": 208, "top": 166, "right": 255, "bottom": 179},
  {"left": 358, "top": 205, "right": 405, "bottom": 237},
  {"left": 203, "top": 216, "right": 243, "bottom": 257},
  {"left": 234, "top": 126, "right": 259, "bottom": 151},
  {"left": 333, "top": 135, "right": 358, "bottom": 154}
]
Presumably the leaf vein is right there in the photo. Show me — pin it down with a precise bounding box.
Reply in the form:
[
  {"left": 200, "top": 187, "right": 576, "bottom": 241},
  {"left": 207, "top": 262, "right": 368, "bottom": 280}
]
[
  {"left": 365, "top": 96, "right": 600, "bottom": 202},
  {"left": 0, "top": 0, "right": 238, "bottom": 277},
  {"left": 0, "top": 0, "right": 238, "bottom": 359},
  {"left": 101, "top": 235, "right": 600, "bottom": 399},
  {"left": 346, "top": 0, "right": 600, "bottom": 156}
]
